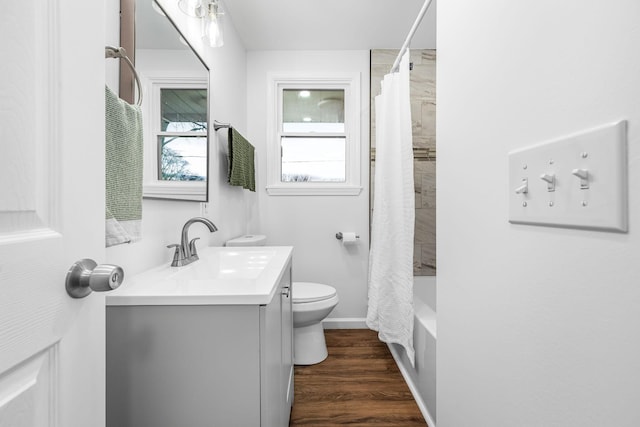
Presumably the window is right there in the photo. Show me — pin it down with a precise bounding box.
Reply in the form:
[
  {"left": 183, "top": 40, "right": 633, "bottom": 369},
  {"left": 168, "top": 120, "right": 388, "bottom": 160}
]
[
  {"left": 143, "top": 76, "right": 208, "bottom": 201},
  {"left": 281, "top": 89, "right": 345, "bottom": 182},
  {"left": 267, "top": 75, "right": 361, "bottom": 195}
]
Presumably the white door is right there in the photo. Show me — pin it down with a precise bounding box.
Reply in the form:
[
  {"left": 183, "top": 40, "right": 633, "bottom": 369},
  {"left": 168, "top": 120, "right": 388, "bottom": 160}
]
[{"left": 1, "top": 0, "right": 108, "bottom": 426}]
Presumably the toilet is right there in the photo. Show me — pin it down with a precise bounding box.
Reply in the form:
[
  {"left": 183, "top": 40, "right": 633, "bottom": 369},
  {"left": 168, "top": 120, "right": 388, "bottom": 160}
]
[
  {"left": 291, "top": 282, "right": 338, "bottom": 365},
  {"left": 225, "top": 235, "right": 339, "bottom": 365}
]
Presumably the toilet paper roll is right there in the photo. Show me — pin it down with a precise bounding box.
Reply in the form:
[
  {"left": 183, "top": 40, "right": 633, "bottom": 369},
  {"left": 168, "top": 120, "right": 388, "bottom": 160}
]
[{"left": 341, "top": 232, "right": 358, "bottom": 245}]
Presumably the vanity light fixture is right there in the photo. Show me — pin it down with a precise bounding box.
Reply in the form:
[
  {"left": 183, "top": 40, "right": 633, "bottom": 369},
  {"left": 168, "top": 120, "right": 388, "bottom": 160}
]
[
  {"left": 176, "top": 0, "right": 224, "bottom": 47},
  {"left": 299, "top": 90, "right": 311, "bottom": 98}
]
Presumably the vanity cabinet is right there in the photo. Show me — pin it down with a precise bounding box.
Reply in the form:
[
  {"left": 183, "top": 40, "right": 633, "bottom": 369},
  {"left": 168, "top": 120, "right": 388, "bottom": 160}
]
[{"left": 106, "top": 257, "right": 293, "bottom": 427}]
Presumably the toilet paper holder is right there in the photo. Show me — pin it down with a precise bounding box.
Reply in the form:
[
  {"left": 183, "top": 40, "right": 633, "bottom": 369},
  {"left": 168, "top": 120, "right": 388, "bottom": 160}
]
[{"left": 335, "top": 232, "right": 360, "bottom": 240}]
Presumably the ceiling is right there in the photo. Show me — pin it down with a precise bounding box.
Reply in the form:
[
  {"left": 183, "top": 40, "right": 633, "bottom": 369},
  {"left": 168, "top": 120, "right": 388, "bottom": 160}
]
[
  {"left": 137, "top": 0, "right": 437, "bottom": 52},
  {"left": 137, "top": 0, "right": 188, "bottom": 50},
  {"left": 222, "top": 0, "right": 437, "bottom": 51}
]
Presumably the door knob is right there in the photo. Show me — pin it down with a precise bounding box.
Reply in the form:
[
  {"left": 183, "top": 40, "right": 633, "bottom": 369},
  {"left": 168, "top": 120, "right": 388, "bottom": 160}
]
[{"left": 66, "top": 259, "right": 124, "bottom": 298}]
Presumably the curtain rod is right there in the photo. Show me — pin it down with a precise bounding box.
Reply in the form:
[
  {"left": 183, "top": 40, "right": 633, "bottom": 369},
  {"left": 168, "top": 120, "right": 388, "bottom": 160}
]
[{"left": 390, "top": 0, "right": 435, "bottom": 73}]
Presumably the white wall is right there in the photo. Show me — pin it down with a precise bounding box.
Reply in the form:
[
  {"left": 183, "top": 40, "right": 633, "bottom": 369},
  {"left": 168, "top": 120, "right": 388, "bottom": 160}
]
[
  {"left": 105, "top": 0, "right": 254, "bottom": 275},
  {"left": 105, "top": 0, "right": 119, "bottom": 91},
  {"left": 437, "top": 1, "right": 640, "bottom": 426},
  {"left": 246, "top": 51, "right": 370, "bottom": 323}
]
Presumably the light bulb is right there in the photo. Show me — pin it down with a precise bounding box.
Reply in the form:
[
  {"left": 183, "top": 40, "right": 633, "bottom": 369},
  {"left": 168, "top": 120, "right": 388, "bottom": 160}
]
[{"left": 204, "top": 1, "right": 224, "bottom": 47}]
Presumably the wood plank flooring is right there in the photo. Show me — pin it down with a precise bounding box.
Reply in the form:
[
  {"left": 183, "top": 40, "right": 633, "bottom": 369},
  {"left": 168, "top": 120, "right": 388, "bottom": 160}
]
[{"left": 289, "top": 329, "right": 427, "bottom": 427}]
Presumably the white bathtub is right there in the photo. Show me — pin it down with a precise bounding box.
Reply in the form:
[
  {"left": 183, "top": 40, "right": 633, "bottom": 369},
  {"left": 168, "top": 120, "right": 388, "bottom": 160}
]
[{"left": 388, "top": 276, "right": 437, "bottom": 426}]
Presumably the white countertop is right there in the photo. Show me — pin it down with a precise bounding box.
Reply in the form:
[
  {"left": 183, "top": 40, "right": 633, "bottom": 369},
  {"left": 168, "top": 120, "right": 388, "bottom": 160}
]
[{"left": 106, "top": 246, "right": 293, "bottom": 306}]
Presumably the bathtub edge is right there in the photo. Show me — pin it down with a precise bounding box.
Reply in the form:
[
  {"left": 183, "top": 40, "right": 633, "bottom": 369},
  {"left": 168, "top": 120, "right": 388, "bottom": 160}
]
[{"left": 388, "top": 342, "right": 437, "bottom": 426}]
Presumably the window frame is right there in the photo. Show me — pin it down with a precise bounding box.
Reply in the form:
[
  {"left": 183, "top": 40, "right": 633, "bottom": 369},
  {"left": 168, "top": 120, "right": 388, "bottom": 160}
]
[
  {"left": 266, "top": 74, "right": 362, "bottom": 196},
  {"left": 142, "top": 75, "right": 208, "bottom": 201}
]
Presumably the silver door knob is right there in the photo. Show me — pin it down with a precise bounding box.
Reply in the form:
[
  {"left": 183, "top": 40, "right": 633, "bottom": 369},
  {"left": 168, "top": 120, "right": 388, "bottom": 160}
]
[{"left": 66, "top": 259, "right": 124, "bottom": 298}]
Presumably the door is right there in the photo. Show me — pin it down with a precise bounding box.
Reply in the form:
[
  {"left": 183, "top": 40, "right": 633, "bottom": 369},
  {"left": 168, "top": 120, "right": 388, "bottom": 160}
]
[{"left": 0, "top": 1, "right": 106, "bottom": 426}]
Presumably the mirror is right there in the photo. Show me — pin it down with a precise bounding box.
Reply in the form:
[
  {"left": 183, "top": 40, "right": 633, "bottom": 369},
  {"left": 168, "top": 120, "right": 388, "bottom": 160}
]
[{"left": 133, "top": 0, "right": 210, "bottom": 202}]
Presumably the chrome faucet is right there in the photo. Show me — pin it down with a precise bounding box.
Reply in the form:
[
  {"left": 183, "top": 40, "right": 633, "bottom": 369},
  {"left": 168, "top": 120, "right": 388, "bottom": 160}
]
[{"left": 167, "top": 217, "right": 218, "bottom": 267}]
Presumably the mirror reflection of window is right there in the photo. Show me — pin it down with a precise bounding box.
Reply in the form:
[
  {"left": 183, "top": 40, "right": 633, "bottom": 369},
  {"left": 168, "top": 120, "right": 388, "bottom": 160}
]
[
  {"left": 281, "top": 89, "right": 346, "bottom": 182},
  {"left": 157, "top": 88, "right": 208, "bottom": 182},
  {"left": 132, "top": 0, "right": 210, "bottom": 202}
]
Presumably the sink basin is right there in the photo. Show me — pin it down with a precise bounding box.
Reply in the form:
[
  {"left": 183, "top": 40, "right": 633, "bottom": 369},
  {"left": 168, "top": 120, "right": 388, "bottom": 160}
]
[
  {"left": 180, "top": 249, "right": 277, "bottom": 279},
  {"left": 106, "top": 246, "right": 293, "bottom": 306}
]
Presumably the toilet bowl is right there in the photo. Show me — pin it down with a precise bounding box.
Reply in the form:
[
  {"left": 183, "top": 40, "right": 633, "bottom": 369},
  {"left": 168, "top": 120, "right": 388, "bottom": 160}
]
[
  {"left": 292, "top": 282, "right": 339, "bottom": 365},
  {"left": 225, "top": 235, "right": 339, "bottom": 365}
]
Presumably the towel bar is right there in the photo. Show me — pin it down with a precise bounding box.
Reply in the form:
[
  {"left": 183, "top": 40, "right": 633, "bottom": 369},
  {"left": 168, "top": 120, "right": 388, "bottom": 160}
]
[
  {"left": 105, "top": 46, "right": 143, "bottom": 107},
  {"left": 335, "top": 232, "right": 360, "bottom": 240},
  {"left": 214, "top": 120, "right": 231, "bottom": 131}
]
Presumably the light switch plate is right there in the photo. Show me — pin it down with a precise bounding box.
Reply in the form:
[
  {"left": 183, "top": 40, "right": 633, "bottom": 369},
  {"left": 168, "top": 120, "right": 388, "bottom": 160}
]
[{"left": 509, "top": 120, "right": 627, "bottom": 232}]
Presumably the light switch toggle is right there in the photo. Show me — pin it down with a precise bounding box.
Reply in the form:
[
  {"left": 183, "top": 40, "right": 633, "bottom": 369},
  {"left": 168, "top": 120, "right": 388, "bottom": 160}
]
[
  {"left": 540, "top": 173, "right": 556, "bottom": 192},
  {"left": 514, "top": 178, "right": 528, "bottom": 194},
  {"left": 571, "top": 168, "right": 590, "bottom": 189}
]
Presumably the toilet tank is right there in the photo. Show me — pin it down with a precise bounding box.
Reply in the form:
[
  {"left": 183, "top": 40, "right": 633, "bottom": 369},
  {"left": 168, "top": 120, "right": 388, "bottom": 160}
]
[{"left": 225, "top": 235, "right": 266, "bottom": 247}]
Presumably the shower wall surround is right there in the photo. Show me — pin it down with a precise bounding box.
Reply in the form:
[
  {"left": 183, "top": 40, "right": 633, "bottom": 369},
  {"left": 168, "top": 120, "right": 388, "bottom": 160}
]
[{"left": 370, "top": 49, "right": 436, "bottom": 276}]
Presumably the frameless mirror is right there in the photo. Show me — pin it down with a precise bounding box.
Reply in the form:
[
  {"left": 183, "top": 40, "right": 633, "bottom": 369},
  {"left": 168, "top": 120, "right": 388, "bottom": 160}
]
[{"left": 134, "top": 0, "right": 210, "bottom": 201}]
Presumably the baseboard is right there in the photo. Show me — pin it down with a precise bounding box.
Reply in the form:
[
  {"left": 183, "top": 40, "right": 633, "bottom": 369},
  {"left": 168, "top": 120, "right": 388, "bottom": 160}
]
[
  {"left": 322, "top": 317, "right": 368, "bottom": 329},
  {"left": 387, "top": 343, "right": 437, "bottom": 427}
]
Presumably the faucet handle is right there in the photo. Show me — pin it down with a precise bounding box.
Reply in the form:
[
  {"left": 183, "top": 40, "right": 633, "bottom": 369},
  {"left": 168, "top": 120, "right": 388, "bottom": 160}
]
[
  {"left": 167, "top": 244, "right": 181, "bottom": 266},
  {"left": 189, "top": 238, "right": 201, "bottom": 260}
]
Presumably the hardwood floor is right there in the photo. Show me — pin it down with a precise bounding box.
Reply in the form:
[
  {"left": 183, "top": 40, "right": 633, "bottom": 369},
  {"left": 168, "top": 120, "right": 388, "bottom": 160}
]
[{"left": 289, "top": 329, "right": 427, "bottom": 427}]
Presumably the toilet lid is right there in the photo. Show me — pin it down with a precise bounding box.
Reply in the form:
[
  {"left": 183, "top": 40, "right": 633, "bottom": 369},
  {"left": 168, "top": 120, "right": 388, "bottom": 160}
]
[{"left": 292, "top": 282, "right": 337, "bottom": 303}]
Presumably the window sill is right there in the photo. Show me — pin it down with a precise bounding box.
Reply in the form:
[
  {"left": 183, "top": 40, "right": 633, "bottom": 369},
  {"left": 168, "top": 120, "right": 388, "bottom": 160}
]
[
  {"left": 143, "top": 181, "right": 207, "bottom": 202},
  {"left": 266, "top": 185, "right": 362, "bottom": 196}
]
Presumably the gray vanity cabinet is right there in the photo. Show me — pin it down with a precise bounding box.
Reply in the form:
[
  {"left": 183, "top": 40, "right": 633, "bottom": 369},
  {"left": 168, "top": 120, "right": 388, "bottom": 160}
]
[{"left": 106, "top": 260, "right": 293, "bottom": 427}]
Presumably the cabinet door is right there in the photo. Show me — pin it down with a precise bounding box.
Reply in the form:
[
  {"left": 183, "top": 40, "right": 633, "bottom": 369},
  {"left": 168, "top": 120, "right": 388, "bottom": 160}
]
[
  {"left": 107, "top": 305, "right": 261, "bottom": 427},
  {"left": 260, "top": 259, "right": 294, "bottom": 427},
  {"left": 260, "top": 284, "right": 283, "bottom": 427},
  {"left": 281, "top": 263, "right": 294, "bottom": 421}
]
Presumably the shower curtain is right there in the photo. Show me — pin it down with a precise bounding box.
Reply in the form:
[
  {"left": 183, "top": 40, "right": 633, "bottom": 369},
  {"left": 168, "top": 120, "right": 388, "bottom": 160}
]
[{"left": 367, "top": 50, "right": 415, "bottom": 366}]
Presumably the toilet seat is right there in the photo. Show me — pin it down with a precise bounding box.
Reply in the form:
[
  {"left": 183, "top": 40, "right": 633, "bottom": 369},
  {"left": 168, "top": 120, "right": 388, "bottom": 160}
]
[{"left": 293, "top": 282, "right": 336, "bottom": 303}]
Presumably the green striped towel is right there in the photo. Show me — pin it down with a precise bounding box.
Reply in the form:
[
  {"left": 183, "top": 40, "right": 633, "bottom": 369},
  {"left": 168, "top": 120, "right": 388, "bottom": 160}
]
[
  {"left": 105, "top": 85, "right": 144, "bottom": 247},
  {"left": 228, "top": 128, "right": 255, "bottom": 192}
]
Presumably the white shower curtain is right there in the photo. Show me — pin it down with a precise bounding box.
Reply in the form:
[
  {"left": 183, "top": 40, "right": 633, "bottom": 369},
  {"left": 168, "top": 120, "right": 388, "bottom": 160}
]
[{"left": 367, "top": 50, "right": 415, "bottom": 366}]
